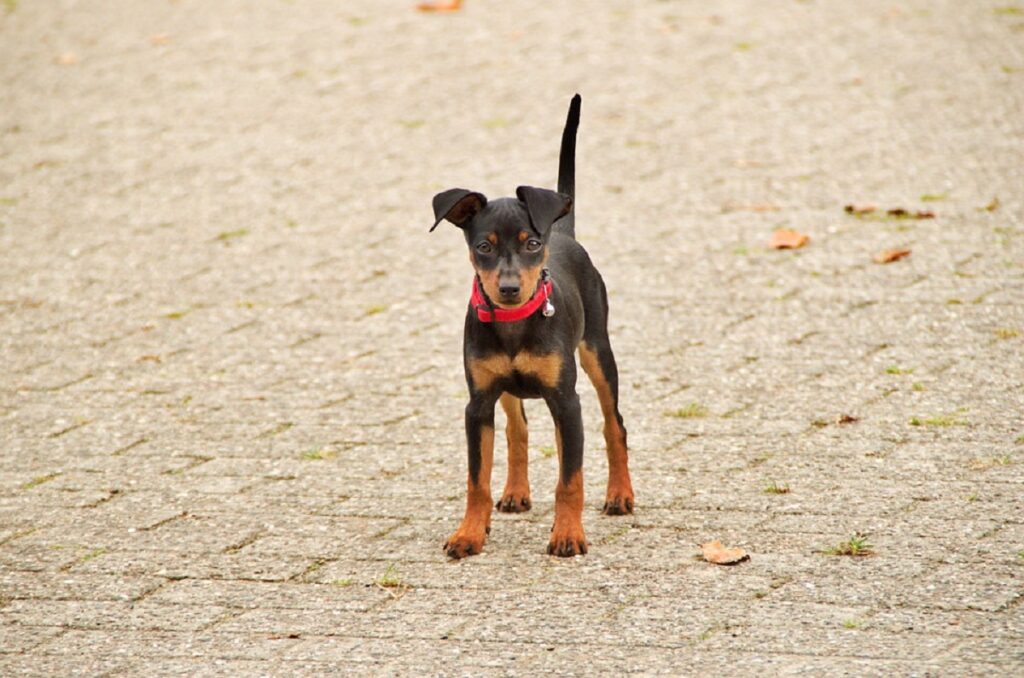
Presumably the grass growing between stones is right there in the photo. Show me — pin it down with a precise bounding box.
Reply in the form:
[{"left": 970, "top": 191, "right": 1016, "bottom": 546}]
[
  {"left": 600, "top": 525, "right": 633, "bottom": 546},
  {"left": 259, "top": 421, "right": 294, "bottom": 438},
  {"left": 79, "top": 547, "right": 107, "bottom": 564},
  {"left": 376, "top": 563, "right": 403, "bottom": 587},
  {"left": 375, "top": 563, "right": 411, "bottom": 598},
  {"left": 969, "top": 456, "right": 1012, "bottom": 471},
  {"left": 60, "top": 547, "right": 108, "bottom": 571},
  {"left": 696, "top": 624, "right": 726, "bottom": 642},
  {"left": 20, "top": 472, "right": 61, "bottom": 490},
  {"left": 763, "top": 480, "right": 790, "bottom": 495},
  {"left": 214, "top": 228, "right": 249, "bottom": 242},
  {"left": 302, "top": 447, "right": 337, "bottom": 461},
  {"left": 822, "top": 533, "right": 874, "bottom": 557},
  {"left": 909, "top": 409, "right": 969, "bottom": 427},
  {"left": 664, "top": 403, "right": 709, "bottom": 418}
]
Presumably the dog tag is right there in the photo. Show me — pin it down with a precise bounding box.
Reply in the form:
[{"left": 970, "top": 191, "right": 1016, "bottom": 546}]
[{"left": 543, "top": 299, "right": 555, "bottom": 317}]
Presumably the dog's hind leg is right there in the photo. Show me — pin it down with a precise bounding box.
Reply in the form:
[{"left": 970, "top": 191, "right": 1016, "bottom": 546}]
[
  {"left": 496, "top": 393, "right": 532, "bottom": 513},
  {"left": 579, "top": 339, "right": 634, "bottom": 515},
  {"left": 578, "top": 277, "right": 635, "bottom": 516}
]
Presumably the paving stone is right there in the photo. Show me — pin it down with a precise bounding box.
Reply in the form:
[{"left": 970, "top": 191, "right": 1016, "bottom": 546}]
[
  {"left": 34, "top": 629, "right": 300, "bottom": 661},
  {"left": 1, "top": 0, "right": 1022, "bottom": 674}
]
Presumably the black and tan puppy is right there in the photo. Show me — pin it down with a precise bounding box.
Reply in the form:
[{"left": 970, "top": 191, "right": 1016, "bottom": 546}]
[{"left": 430, "top": 95, "right": 634, "bottom": 558}]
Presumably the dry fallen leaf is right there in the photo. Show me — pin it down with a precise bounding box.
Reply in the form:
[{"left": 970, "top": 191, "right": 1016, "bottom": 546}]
[
  {"left": 769, "top": 228, "right": 809, "bottom": 250},
  {"left": 417, "top": 0, "right": 462, "bottom": 10},
  {"left": 981, "top": 197, "right": 1000, "bottom": 212},
  {"left": 837, "top": 414, "right": 859, "bottom": 424},
  {"left": 700, "top": 540, "right": 750, "bottom": 565},
  {"left": 56, "top": 52, "right": 79, "bottom": 66},
  {"left": 844, "top": 203, "right": 877, "bottom": 215},
  {"left": 873, "top": 248, "right": 911, "bottom": 264}
]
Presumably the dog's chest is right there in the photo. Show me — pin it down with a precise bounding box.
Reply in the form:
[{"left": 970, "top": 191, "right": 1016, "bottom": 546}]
[{"left": 467, "top": 351, "right": 563, "bottom": 393}]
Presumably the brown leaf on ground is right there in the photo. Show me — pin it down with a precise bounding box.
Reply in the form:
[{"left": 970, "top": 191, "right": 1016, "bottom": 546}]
[
  {"left": 873, "top": 248, "right": 911, "bottom": 264},
  {"left": 844, "top": 203, "right": 877, "bottom": 215},
  {"left": 56, "top": 52, "right": 78, "bottom": 66},
  {"left": 769, "top": 228, "right": 809, "bottom": 249},
  {"left": 417, "top": 0, "right": 462, "bottom": 10},
  {"left": 700, "top": 540, "right": 750, "bottom": 565},
  {"left": 981, "top": 197, "right": 1000, "bottom": 212},
  {"left": 837, "top": 414, "right": 859, "bottom": 424},
  {"left": 886, "top": 208, "right": 934, "bottom": 219}
]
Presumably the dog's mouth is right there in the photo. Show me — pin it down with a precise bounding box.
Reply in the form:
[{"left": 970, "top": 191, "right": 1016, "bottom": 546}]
[{"left": 495, "top": 291, "right": 524, "bottom": 308}]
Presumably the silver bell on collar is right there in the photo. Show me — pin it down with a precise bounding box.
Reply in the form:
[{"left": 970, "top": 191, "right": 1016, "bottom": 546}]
[{"left": 540, "top": 267, "right": 555, "bottom": 317}]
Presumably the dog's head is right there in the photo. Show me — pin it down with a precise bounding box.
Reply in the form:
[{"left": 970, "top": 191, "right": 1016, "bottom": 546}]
[{"left": 430, "top": 187, "right": 571, "bottom": 308}]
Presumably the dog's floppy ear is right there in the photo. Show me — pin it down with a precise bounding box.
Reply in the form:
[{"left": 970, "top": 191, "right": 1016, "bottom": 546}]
[
  {"left": 515, "top": 186, "right": 572, "bottom": 236},
  {"left": 430, "top": 189, "right": 487, "bottom": 232}
]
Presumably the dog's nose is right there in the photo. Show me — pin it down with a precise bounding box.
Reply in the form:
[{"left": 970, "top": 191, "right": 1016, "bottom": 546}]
[{"left": 498, "top": 283, "right": 520, "bottom": 299}]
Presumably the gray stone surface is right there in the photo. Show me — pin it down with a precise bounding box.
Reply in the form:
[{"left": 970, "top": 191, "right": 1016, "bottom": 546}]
[{"left": 2, "top": 0, "right": 1023, "bottom": 675}]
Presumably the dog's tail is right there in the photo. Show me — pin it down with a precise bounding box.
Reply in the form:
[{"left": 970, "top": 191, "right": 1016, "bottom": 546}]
[{"left": 554, "top": 93, "right": 581, "bottom": 239}]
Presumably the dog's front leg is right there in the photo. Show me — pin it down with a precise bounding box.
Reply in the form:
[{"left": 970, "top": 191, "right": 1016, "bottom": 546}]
[
  {"left": 444, "top": 393, "right": 498, "bottom": 559},
  {"left": 546, "top": 391, "right": 587, "bottom": 557}
]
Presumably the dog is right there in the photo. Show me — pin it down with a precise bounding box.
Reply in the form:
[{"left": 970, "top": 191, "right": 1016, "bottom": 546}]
[{"left": 430, "top": 95, "right": 634, "bottom": 558}]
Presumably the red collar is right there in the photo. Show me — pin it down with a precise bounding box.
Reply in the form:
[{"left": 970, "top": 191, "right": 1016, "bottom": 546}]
[{"left": 471, "top": 275, "right": 553, "bottom": 323}]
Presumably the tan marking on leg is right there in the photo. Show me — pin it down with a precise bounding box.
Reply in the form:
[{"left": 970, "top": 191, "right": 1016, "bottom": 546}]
[
  {"left": 497, "top": 393, "right": 531, "bottom": 512},
  {"left": 467, "top": 354, "right": 512, "bottom": 392},
  {"left": 548, "top": 427, "right": 586, "bottom": 556},
  {"left": 579, "top": 343, "right": 635, "bottom": 515},
  {"left": 444, "top": 425, "right": 494, "bottom": 558},
  {"left": 511, "top": 352, "right": 562, "bottom": 389}
]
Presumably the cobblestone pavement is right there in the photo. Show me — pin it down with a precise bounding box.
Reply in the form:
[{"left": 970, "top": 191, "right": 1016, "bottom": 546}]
[{"left": 2, "top": 0, "right": 1023, "bottom": 675}]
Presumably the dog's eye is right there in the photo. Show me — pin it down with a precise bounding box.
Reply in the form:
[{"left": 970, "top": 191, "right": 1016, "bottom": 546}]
[
  {"left": 476, "top": 241, "right": 493, "bottom": 254},
  {"left": 525, "top": 239, "right": 542, "bottom": 253}
]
